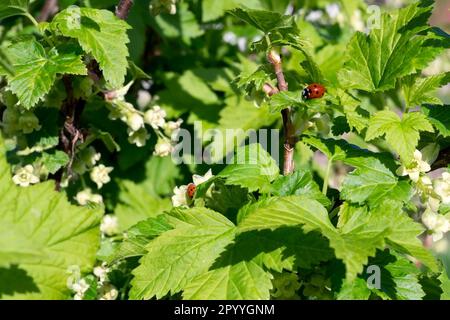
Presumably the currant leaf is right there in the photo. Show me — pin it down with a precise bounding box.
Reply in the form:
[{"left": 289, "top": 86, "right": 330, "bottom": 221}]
[
  {"left": 51, "top": 7, "right": 131, "bottom": 89},
  {"left": 339, "top": 0, "right": 446, "bottom": 92},
  {"left": 0, "top": 137, "right": 102, "bottom": 299},
  {"left": 1, "top": 38, "right": 86, "bottom": 108}
]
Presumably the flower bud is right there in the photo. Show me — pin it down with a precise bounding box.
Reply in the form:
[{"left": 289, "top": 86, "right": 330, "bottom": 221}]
[
  {"left": 144, "top": 106, "right": 166, "bottom": 129},
  {"left": 127, "top": 112, "right": 144, "bottom": 132},
  {"left": 100, "top": 215, "right": 119, "bottom": 236},
  {"left": 18, "top": 111, "right": 41, "bottom": 134},
  {"left": 128, "top": 128, "right": 149, "bottom": 147},
  {"left": 154, "top": 139, "right": 173, "bottom": 157}
]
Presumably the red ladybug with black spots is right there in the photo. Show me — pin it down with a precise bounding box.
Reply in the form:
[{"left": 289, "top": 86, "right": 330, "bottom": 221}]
[
  {"left": 302, "top": 83, "right": 326, "bottom": 100},
  {"left": 187, "top": 183, "right": 196, "bottom": 198}
]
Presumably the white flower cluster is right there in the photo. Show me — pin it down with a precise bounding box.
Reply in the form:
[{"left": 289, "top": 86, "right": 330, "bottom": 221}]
[
  {"left": 106, "top": 82, "right": 150, "bottom": 148},
  {"left": 422, "top": 208, "right": 450, "bottom": 242},
  {"left": 145, "top": 106, "right": 183, "bottom": 158},
  {"left": 100, "top": 215, "right": 119, "bottom": 236},
  {"left": 12, "top": 165, "right": 40, "bottom": 187},
  {"left": 171, "top": 169, "right": 213, "bottom": 207},
  {"left": 75, "top": 188, "right": 103, "bottom": 206},
  {"left": 396, "top": 150, "right": 431, "bottom": 182},
  {"left": 72, "top": 146, "right": 113, "bottom": 192},
  {"left": 423, "top": 172, "right": 450, "bottom": 243},
  {"left": 67, "top": 263, "right": 118, "bottom": 300},
  {"left": 90, "top": 164, "right": 113, "bottom": 189},
  {"left": 93, "top": 262, "right": 110, "bottom": 285},
  {"left": 106, "top": 83, "right": 182, "bottom": 155},
  {"left": 398, "top": 150, "right": 450, "bottom": 242},
  {"left": 67, "top": 265, "right": 89, "bottom": 300},
  {"left": 93, "top": 262, "right": 119, "bottom": 300}
]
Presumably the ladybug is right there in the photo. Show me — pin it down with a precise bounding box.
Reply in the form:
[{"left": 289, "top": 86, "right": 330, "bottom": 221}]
[
  {"left": 187, "top": 183, "right": 196, "bottom": 198},
  {"left": 302, "top": 83, "right": 326, "bottom": 100}
]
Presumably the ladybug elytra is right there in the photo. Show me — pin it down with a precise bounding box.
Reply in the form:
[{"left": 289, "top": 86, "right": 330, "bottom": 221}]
[
  {"left": 302, "top": 83, "right": 326, "bottom": 100},
  {"left": 187, "top": 183, "right": 196, "bottom": 198}
]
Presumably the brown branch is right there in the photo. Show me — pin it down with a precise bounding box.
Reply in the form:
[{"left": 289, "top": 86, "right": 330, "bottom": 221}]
[
  {"left": 37, "top": 0, "right": 58, "bottom": 22},
  {"left": 54, "top": 76, "right": 86, "bottom": 191},
  {"left": 267, "top": 50, "right": 295, "bottom": 175},
  {"left": 116, "top": 0, "right": 134, "bottom": 20},
  {"left": 263, "top": 83, "right": 279, "bottom": 96}
]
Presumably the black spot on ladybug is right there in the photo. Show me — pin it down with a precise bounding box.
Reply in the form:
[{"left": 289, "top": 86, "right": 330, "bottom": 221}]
[{"left": 302, "top": 88, "right": 311, "bottom": 99}]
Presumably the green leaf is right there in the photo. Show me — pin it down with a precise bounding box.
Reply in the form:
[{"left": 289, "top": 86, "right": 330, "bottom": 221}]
[
  {"left": 0, "top": 137, "right": 102, "bottom": 299},
  {"left": 218, "top": 143, "right": 279, "bottom": 193},
  {"left": 105, "top": 215, "right": 172, "bottom": 264},
  {"left": 337, "top": 278, "right": 371, "bottom": 300},
  {"left": 158, "top": 70, "right": 221, "bottom": 115},
  {"left": 154, "top": 3, "right": 203, "bottom": 45},
  {"left": 184, "top": 227, "right": 332, "bottom": 299},
  {"left": 235, "top": 65, "right": 271, "bottom": 93},
  {"left": 183, "top": 260, "right": 273, "bottom": 300},
  {"left": 269, "top": 91, "right": 328, "bottom": 114},
  {"left": 83, "top": 129, "right": 121, "bottom": 153},
  {"left": 0, "top": 0, "right": 29, "bottom": 20},
  {"left": 115, "top": 180, "right": 172, "bottom": 231},
  {"left": 237, "top": 197, "right": 436, "bottom": 280},
  {"left": 338, "top": 0, "right": 444, "bottom": 92},
  {"left": 51, "top": 7, "right": 130, "bottom": 89},
  {"left": 423, "top": 105, "right": 450, "bottom": 137},
  {"left": 337, "top": 89, "right": 368, "bottom": 133},
  {"left": 137, "top": 155, "right": 180, "bottom": 198},
  {"left": 375, "top": 201, "right": 438, "bottom": 273},
  {"left": 366, "top": 111, "right": 434, "bottom": 162},
  {"left": 206, "top": 96, "right": 278, "bottom": 164},
  {"left": 41, "top": 150, "right": 69, "bottom": 174},
  {"left": 203, "top": 179, "right": 250, "bottom": 220},
  {"left": 128, "top": 61, "right": 151, "bottom": 80},
  {"left": 299, "top": 48, "right": 325, "bottom": 84},
  {"left": 302, "top": 136, "right": 347, "bottom": 161},
  {"left": 237, "top": 195, "right": 388, "bottom": 280},
  {"left": 271, "top": 170, "right": 331, "bottom": 207},
  {"left": 403, "top": 72, "right": 450, "bottom": 107},
  {"left": 368, "top": 251, "right": 425, "bottom": 300},
  {"left": 2, "top": 38, "right": 86, "bottom": 108},
  {"left": 303, "top": 136, "right": 399, "bottom": 173},
  {"left": 129, "top": 207, "right": 236, "bottom": 299},
  {"left": 202, "top": 0, "right": 263, "bottom": 22},
  {"left": 237, "top": 196, "right": 324, "bottom": 232},
  {"left": 345, "top": 200, "right": 437, "bottom": 273},
  {"left": 0, "top": 48, "right": 14, "bottom": 76},
  {"left": 228, "top": 8, "right": 296, "bottom": 35},
  {"left": 338, "top": 201, "right": 439, "bottom": 279},
  {"left": 248, "top": 228, "right": 333, "bottom": 271},
  {"left": 439, "top": 271, "right": 450, "bottom": 300},
  {"left": 340, "top": 157, "right": 413, "bottom": 207}
]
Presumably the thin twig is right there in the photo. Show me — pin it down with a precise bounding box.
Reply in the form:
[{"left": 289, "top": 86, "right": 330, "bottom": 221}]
[
  {"left": 116, "top": 0, "right": 134, "bottom": 20},
  {"left": 267, "top": 50, "right": 295, "bottom": 175},
  {"left": 263, "top": 83, "right": 279, "bottom": 96},
  {"left": 37, "top": 0, "right": 58, "bottom": 22}
]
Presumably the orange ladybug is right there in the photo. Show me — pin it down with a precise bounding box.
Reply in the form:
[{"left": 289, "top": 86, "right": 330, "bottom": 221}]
[
  {"left": 187, "top": 183, "right": 196, "bottom": 198},
  {"left": 302, "top": 83, "right": 326, "bottom": 100}
]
